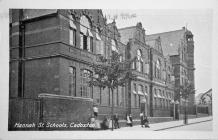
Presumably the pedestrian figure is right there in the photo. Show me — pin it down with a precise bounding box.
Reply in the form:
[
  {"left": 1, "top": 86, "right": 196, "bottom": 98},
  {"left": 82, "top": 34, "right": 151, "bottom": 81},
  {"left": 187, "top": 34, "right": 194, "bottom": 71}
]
[
  {"left": 114, "top": 113, "right": 120, "bottom": 129},
  {"left": 143, "top": 116, "right": 150, "bottom": 128},
  {"left": 93, "top": 105, "right": 98, "bottom": 117},
  {"left": 94, "top": 119, "right": 101, "bottom": 130},
  {"left": 89, "top": 115, "right": 95, "bottom": 130},
  {"left": 108, "top": 117, "right": 114, "bottom": 129},
  {"left": 129, "top": 114, "right": 133, "bottom": 127},
  {"left": 101, "top": 116, "right": 109, "bottom": 130},
  {"left": 126, "top": 114, "right": 131, "bottom": 127},
  {"left": 140, "top": 112, "right": 144, "bottom": 127}
]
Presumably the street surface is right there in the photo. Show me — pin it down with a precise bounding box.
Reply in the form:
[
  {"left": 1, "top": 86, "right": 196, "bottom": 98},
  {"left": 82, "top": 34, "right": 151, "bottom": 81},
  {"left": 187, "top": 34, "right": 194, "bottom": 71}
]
[
  {"left": 166, "top": 120, "right": 212, "bottom": 131},
  {"left": 113, "top": 116, "right": 212, "bottom": 131}
]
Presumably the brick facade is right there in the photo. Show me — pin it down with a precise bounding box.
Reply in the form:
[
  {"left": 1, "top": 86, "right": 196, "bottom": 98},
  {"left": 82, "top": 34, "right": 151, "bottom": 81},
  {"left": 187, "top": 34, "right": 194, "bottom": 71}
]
[
  {"left": 146, "top": 27, "right": 195, "bottom": 108},
  {"left": 119, "top": 23, "right": 175, "bottom": 117},
  {"left": 9, "top": 9, "right": 195, "bottom": 129}
]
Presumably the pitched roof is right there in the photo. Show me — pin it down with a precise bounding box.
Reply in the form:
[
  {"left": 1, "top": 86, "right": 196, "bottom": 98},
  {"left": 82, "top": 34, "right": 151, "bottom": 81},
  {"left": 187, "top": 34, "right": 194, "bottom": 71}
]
[
  {"left": 195, "top": 89, "right": 212, "bottom": 104},
  {"left": 145, "top": 29, "right": 186, "bottom": 56}
]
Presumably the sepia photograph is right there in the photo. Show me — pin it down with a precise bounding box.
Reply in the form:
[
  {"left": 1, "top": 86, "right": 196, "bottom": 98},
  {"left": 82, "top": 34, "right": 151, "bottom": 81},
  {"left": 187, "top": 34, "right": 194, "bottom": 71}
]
[{"left": 0, "top": 0, "right": 218, "bottom": 139}]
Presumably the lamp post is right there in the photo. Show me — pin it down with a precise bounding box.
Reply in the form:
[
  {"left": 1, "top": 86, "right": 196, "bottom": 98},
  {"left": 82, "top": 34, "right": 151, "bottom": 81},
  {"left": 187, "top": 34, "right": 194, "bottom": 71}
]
[
  {"left": 175, "top": 100, "right": 179, "bottom": 120},
  {"left": 170, "top": 100, "right": 179, "bottom": 120},
  {"left": 184, "top": 99, "right": 188, "bottom": 124},
  {"left": 179, "top": 81, "right": 194, "bottom": 124}
]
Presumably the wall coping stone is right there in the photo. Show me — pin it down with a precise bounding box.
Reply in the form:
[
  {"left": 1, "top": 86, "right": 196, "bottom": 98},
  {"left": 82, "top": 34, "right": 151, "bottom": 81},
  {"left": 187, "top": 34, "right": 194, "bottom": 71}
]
[{"left": 38, "top": 93, "right": 93, "bottom": 102}]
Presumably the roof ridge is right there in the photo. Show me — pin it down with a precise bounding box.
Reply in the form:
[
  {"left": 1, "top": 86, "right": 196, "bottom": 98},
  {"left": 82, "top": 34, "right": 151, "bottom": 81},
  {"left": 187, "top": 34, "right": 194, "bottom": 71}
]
[
  {"left": 146, "top": 29, "right": 184, "bottom": 36},
  {"left": 118, "top": 26, "right": 136, "bottom": 30}
]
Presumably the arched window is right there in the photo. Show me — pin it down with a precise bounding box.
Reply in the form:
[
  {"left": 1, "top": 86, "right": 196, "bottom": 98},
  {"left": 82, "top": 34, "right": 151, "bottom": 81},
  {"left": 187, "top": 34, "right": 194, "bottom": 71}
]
[
  {"left": 80, "top": 15, "right": 91, "bottom": 33},
  {"left": 136, "top": 49, "right": 143, "bottom": 72},
  {"left": 80, "top": 16, "right": 93, "bottom": 52},
  {"left": 80, "top": 69, "right": 93, "bottom": 98}
]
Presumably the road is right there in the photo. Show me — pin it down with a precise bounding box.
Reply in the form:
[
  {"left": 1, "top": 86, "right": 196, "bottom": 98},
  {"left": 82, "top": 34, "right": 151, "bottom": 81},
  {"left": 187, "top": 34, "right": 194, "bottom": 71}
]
[
  {"left": 164, "top": 120, "right": 212, "bottom": 131},
  {"left": 113, "top": 116, "right": 213, "bottom": 131}
]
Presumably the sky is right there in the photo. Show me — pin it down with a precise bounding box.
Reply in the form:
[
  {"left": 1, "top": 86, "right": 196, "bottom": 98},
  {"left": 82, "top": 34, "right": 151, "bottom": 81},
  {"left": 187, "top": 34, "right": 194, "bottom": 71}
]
[{"left": 102, "top": 9, "right": 213, "bottom": 96}]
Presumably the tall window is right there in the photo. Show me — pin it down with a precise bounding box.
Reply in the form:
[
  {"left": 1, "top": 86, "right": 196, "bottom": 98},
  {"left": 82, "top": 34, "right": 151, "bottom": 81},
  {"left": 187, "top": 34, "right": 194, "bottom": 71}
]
[
  {"left": 133, "top": 83, "right": 137, "bottom": 107},
  {"left": 133, "top": 83, "right": 137, "bottom": 93},
  {"left": 156, "top": 59, "right": 161, "bottom": 79},
  {"left": 108, "top": 88, "right": 111, "bottom": 106},
  {"left": 69, "top": 15, "right": 77, "bottom": 46},
  {"left": 154, "top": 88, "right": 157, "bottom": 108},
  {"left": 99, "top": 87, "right": 102, "bottom": 105},
  {"left": 159, "top": 89, "right": 162, "bottom": 108},
  {"left": 122, "top": 87, "right": 125, "bottom": 107},
  {"left": 138, "top": 84, "right": 144, "bottom": 94},
  {"left": 80, "top": 69, "right": 93, "bottom": 98},
  {"left": 135, "top": 94, "right": 137, "bottom": 108},
  {"left": 136, "top": 49, "right": 143, "bottom": 72},
  {"left": 80, "top": 15, "right": 93, "bottom": 52},
  {"left": 69, "top": 67, "right": 76, "bottom": 96},
  {"left": 116, "top": 88, "right": 119, "bottom": 106},
  {"left": 138, "top": 85, "right": 143, "bottom": 107},
  {"left": 96, "top": 28, "right": 104, "bottom": 55},
  {"left": 70, "top": 29, "right": 76, "bottom": 46},
  {"left": 132, "top": 61, "right": 136, "bottom": 70},
  {"left": 162, "top": 90, "right": 165, "bottom": 98},
  {"left": 183, "top": 48, "right": 186, "bottom": 61},
  {"left": 144, "top": 62, "right": 149, "bottom": 74},
  {"left": 145, "top": 85, "right": 148, "bottom": 94},
  {"left": 154, "top": 98, "right": 157, "bottom": 108},
  {"left": 111, "top": 39, "right": 118, "bottom": 53}
]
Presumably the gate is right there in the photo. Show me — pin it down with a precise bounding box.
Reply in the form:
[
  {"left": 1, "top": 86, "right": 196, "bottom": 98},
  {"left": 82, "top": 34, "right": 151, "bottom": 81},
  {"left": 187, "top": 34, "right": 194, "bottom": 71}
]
[{"left": 9, "top": 98, "right": 41, "bottom": 130}]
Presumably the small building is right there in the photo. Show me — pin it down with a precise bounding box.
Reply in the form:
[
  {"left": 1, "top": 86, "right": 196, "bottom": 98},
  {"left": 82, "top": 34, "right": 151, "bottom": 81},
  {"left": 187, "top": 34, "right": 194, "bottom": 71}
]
[{"left": 195, "top": 89, "right": 212, "bottom": 105}]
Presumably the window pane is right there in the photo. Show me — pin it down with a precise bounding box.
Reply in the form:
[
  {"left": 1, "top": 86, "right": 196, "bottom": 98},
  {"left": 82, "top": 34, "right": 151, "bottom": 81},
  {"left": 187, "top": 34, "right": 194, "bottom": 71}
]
[
  {"left": 90, "top": 37, "right": 93, "bottom": 52},
  {"left": 70, "top": 30, "right": 73, "bottom": 45},
  {"left": 80, "top": 33, "right": 83, "bottom": 49},
  {"left": 70, "top": 29, "right": 76, "bottom": 46},
  {"left": 87, "top": 37, "right": 90, "bottom": 51},
  {"left": 111, "top": 39, "right": 118, "bottom": 52},
  {"left": 100, "top": 41, "right": 104, "bottom": 55},
  {"left": 133, "top": 83, "right": 137, "bottom": 92},
  {"left": 69, "top": 20, "right": 76, "bottom": 29},
  {"left": 69, "top": 67, "right": 76, "bottom": 96},
  {"left": 80, "top": 69, "right": 93, "bottom": 98},
  {"left": 83, "top": 35, "right": 87, "bottom": 50}
]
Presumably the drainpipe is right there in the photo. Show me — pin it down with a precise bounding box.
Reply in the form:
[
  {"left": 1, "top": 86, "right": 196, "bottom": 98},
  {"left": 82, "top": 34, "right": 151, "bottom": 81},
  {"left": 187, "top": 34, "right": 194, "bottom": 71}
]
[
  {"left": 18, "top": 9, "right": 25, "bottom": 98},
  {"left": 149, "top": 48, "right": 153, "bottom": 117},
  {"left": 126, "top": 40, "right": 132, "bottom": 115}
]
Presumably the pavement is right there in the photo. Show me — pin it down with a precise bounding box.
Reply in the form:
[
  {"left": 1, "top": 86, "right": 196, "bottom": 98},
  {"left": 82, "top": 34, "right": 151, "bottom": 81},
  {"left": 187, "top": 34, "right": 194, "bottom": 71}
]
[{"left": 113, "top": 116, "right": 213, "bottom": 131}]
